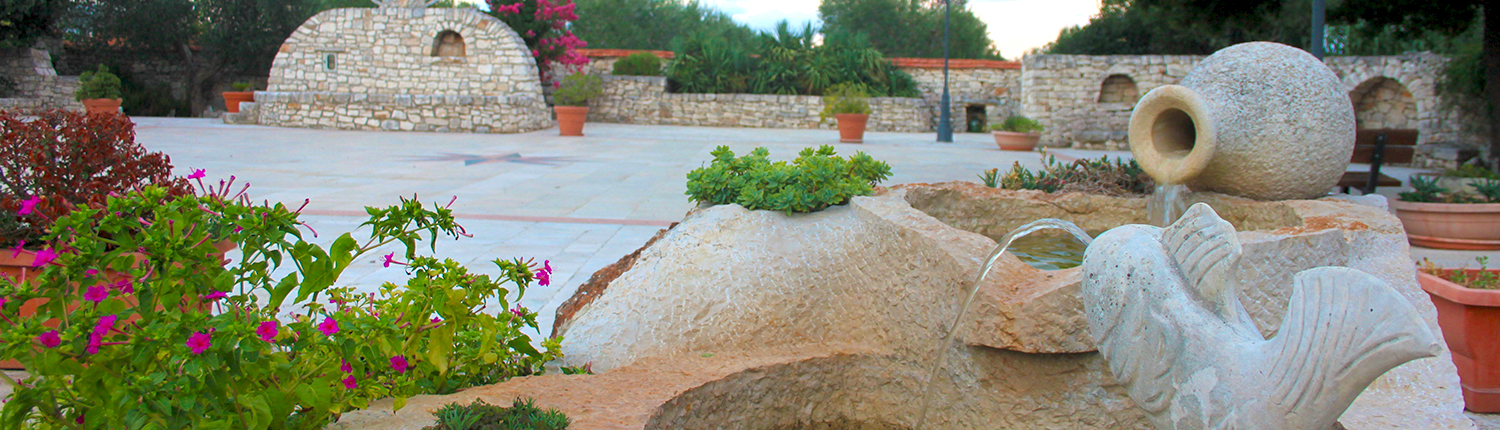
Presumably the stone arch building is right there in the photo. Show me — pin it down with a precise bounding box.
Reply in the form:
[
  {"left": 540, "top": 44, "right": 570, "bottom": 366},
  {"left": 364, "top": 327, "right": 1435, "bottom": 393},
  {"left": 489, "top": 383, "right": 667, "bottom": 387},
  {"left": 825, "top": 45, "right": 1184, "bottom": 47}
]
[
  {"left": 1097, "top": 74, "right": 1139, "bottom": 104},
  {"left": 1349, "top": 76, "right": 1416, "bottom": 130},
  {"left": 248, "top": 6, "right": 551, "bottom": 133}
]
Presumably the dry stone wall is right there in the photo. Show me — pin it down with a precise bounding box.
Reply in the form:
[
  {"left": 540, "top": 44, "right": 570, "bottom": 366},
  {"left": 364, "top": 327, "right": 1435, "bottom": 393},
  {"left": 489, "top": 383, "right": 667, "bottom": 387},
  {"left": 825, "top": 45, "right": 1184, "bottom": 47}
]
[
  {"left": 587, "top": 75, "right": 930, "bottom": 132},
  {"left": 0, "top": 48, "right": 81, "bottom": 113},
  {"left": 255, "top": 7, "right": 551, "bottom": 133},
  {"left": 904, "top": 66, "right": 1023, "bottom": 133}
]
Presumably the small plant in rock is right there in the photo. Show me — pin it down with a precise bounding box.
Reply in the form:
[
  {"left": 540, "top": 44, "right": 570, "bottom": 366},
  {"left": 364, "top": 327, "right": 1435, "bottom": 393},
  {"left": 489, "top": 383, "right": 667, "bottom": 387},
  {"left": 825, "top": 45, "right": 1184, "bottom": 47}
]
[
  {"left": 1442, "top": 163, "right": 1500, "bottom": 180},
  {"left": 553, "top": 74, "right": 603, "bottom": 107},
  {"left": 611, "top": 52, "right": 662, "bottom": 76},
  {"left": 1421, "top": 257, "right": 1499, "bottom": 290},
  {"left": 819, "top": 82, "right": 871, "bottom": 123},
  {"left": 990, "top": 115, "right": 1044, "bottom": 134},
  {"left": 978, "top": 168, "right": 1001, "bottom": 188},
  {"left": 0, "top": 109, "right": 190, "bottom": 248},
  {"left": 1400, "top": 176, "right": 1500, "bottom": 203},
  {"left": 424, "top": 398, "right": 569, "bottom": 430},
  {"left": 75, "top": 64, "right": 122, "bottom": 101},
  {"left": 685, "top": 145, "right": 892, "bottom": 213},
  {"left": 996, "top": 154, "right": 1153, "bottom": 196}
]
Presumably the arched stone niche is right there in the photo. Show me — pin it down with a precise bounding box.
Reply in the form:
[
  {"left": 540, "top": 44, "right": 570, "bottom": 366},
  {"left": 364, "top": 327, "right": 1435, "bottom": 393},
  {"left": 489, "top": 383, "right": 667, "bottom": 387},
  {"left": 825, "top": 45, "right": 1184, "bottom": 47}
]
[
  {"left": 432, "top": 30, "right": 466, "bottom": 57},
  {"left": 1097, "top": 74, "right": 1139, "bottom": 104},
  {"left": 1349, "top": 76, "right": 1415, "bottom": 130}
]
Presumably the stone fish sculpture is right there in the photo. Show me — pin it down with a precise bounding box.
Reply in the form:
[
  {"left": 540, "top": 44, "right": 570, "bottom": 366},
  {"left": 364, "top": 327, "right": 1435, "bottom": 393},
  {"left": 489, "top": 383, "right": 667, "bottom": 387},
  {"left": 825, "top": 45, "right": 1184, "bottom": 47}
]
[{"left": 1081, "top": 203, "right": 1441, "bottom": 429}]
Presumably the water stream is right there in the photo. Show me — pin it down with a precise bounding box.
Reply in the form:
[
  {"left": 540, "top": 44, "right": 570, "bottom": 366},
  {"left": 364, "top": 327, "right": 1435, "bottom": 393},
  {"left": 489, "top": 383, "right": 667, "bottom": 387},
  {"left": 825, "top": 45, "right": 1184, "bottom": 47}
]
[
  {"left": 913, "top": 219, "right": 1094, "bottom": 429},
  {"left": 1149, "top": 183, "right": 1191, "bottom": 227}
]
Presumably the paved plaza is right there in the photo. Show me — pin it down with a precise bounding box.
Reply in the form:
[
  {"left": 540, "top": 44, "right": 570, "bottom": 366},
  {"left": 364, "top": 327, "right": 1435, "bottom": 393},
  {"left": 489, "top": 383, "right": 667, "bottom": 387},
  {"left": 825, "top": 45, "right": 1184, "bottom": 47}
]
[{"left": 132, "top": 117, "right": 1496, "bottom": 337}]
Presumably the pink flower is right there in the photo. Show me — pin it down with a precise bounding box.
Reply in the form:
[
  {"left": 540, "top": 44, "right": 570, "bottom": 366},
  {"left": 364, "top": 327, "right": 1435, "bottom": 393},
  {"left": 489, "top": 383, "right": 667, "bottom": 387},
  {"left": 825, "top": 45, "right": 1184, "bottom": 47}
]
[
  {"left": 536, "top": 268, "right": 550, "bottom": 287},
  {"left": 112, "top": 279, "right": 134, "bottom": 294},
  {"left": 510, "top": 307, "right": 525, "bottom": 318},
  {"left": 37, "top": 331, "right": 60, "bottom": 348},
  {"left": 85, "top": 269, "right": 98, "bottom": 277},
  {"left": 341, "top": 360, "right": 353, "bottom": 373},
  {"left": 203, "top": 290, "right": 227, "bottom": 302},
  {"left": 187, "top": 168, "right": 206, "bottom": 180},
  {"left": 94, "top": 315, "right": 118, "bottom": 335},
  {"left": 390, "top": 355, "right": 409, "bottom": 373},
  {"left": 317, "top": 317, "right": 340, "bottom": 336},
  {"left": 342, "top": 375, "right": 358, "bottom": 389},
  {"left": 257, "top": 321, "right": 279, "bottom": 342},
  {"left": 17, "top": 196, "right": 39, "bottom": 216},
  {"left": 0, "top": 296, "right": 7, "bottom": 309},
  {"left": 525, "top": 29, "right": 535, "bottom": 37},
  {"left": 382, "top": 253, "right": 405, "bottom": 268},
  {"left": 431, "top": 316, "right": 442, "bottom": 323},
  {"left": 31, "top": 248, "right": 57, "bottom": 267},
  {"left": 83, "top": 285, "right": 108, "bottom": 304},
  {"left": 186, "top": 331, "right": 211, "bottom": 354},
  {"left": 10, "top": 240, "right": 22, "bottom": 258}
]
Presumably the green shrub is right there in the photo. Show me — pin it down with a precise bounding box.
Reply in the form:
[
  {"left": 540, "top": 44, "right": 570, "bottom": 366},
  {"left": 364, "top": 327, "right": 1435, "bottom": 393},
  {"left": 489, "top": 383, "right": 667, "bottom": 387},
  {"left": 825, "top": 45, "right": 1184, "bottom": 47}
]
[
  {"left": 666, "top": 25, "right": 919, "bottom": 97},
  {"left": 231, "top": 81, "right": 256, "bottom": 92},
  {"left": 1401, "top": 175, "right": 1500, "bottom": 203},
  {"left": 75, "top": 64, "right": 122, "bottom": 100},
  {"left": 685, "top": 145, "right": 892, "bottom": 213},
  {"left": 994, "top": 154, "right": 1153, "bottom": 196},
  {"left": 989, "top": 116, "right": 1044, "bottom": 134},
  {"left": 425, "top": 398, "right": 569, "bottom": 430},
  {"left": 819, "top": 83, "right": 871, "bottom": 123},
  {"left": 612, "top": 52, "right": 662, "bottom": 76},
  {"left": 1443, "top": 163, "right": 1500, "bottom": 180},
  {"left": 553, "top": 74, "right": 603, "bottom": 106}
]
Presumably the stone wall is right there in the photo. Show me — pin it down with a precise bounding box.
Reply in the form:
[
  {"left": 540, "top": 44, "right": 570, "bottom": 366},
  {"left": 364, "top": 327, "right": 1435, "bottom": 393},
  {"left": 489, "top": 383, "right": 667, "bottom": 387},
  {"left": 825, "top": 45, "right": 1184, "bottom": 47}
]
[
  {"left": 587, "top": 75, "right": 930, "bottom": 132},
  {"left": 254, "top": 7, "right": 551, "bottom": 133},
  {"left": 901, "top": 61, "right": 1022, "bottom": 133},
  {"left": 0, "top": 48, "right": 81, "bottom": 113},
  {"left": 1020, "top": 54, "right": 1198, "bottom": 150}
]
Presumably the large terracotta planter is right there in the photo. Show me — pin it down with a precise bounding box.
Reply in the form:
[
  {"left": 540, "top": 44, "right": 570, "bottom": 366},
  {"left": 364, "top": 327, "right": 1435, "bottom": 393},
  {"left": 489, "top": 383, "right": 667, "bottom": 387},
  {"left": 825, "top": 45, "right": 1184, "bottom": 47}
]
[
  {"left": 80, "top": 98, "right": 122, "bottom": 115},
  {"left": 222, "top": 91, "right": 255, "bottom": 113},
  {"left": 1420, "top": 269, "right": 1500, "bottom": 412},
  {"left": 835, "top": 113, "right": 869, "bottom": 143},
  {"left": 1391, "top": 200, "right": 1500, "bottom": 250},
  {"left": 992, "top": 131, "right": 1040, "bottom": 151},
  {"left": 555, "top": 106, "right": 588, "bottom": 136}
]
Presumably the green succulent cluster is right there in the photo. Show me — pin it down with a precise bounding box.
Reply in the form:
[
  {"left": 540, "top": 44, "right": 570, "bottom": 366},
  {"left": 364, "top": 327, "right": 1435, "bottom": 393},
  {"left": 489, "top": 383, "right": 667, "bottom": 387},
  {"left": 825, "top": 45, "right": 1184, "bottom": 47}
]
[
  {"left": 426, "top": 398, "right": 569, "bottom": 430},
  {"left": 991, "top": 155, "right": 1153, "bottom": 196},
  {"left": 1400, "top": 175, "right": 1500, "bottom": 203},
  {"left": 686, "top": 145, "right": 892, "bottom": 213}
]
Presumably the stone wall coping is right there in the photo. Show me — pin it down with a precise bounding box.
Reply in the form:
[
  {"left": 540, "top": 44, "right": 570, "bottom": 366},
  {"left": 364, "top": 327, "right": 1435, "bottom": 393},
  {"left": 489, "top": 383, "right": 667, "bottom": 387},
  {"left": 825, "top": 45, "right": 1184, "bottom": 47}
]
[
  {"left": 601, "top": 75, "right": 667, "bottom": 85},
  {"left": 253, "top": 91, "right": 541, "bottom": 106}
]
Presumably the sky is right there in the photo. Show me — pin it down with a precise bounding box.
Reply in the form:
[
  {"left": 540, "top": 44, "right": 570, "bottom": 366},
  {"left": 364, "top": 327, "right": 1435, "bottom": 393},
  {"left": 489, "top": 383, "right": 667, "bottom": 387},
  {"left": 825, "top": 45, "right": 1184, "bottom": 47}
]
[{"left": 698, "top": 0, "right": 1103, "bottom": 59}]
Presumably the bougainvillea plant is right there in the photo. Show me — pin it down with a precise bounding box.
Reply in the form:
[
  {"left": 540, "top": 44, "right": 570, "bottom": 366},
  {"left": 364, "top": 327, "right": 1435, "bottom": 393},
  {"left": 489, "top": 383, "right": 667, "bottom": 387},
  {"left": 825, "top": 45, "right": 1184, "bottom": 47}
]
[
  {"left": 486, "top": 0, "right": 589, "bottom": 86},
  {"left": 0, "top": 178, "right": 561, "bottom": 429},
  {"left": 0, "top": 109, "right": 191, "bottom": 248}
]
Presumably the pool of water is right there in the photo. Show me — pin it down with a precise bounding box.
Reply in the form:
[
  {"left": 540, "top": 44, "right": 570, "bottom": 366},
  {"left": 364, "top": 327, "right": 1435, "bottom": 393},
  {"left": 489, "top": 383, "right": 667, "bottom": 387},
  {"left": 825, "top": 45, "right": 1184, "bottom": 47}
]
[{"left": 1004, "top": 230, "right": 1093, "bottom": 271}]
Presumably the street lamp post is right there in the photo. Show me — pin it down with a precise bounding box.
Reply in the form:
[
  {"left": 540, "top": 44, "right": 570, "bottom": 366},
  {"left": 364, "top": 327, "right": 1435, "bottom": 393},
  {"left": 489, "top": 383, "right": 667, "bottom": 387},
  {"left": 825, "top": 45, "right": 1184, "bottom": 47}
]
[
  {"left": 1310, "top": 0, "right": 1325, "bottom": 59},
  {"left": 937, "top": 0, "right": 953, "bottom": 142}
]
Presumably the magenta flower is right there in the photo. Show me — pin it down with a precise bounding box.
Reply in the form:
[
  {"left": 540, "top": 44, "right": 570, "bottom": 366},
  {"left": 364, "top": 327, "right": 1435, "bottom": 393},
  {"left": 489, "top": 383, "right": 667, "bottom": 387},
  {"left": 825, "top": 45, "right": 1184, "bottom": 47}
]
[
  {"left": 341, "top": 360, "right": 353, "bottom": 373},
  {"left": 112, "top": 279, "right": 135, "bottom": 294},
  {"left": 187, "top": 168, "right": 206, "bottom": 180},
  {"left": 83, "top": 285, "right": 108, "bottom": 304},
  {"left": 37, "top": 331, "right": 60, "bottom": 348},
  {"left": 94, "top": 315, "right": 118, "bottom": 336},
  {"left": 0, "top": 296, "right": 7, "bottom": 309},
  {"left": 31, "top": 248, "right": 57, "bottom": 267},
  {"left": 85, "top": 269, "right": 98, "bottom": 277},
  {"left": 17, "top": 196, "right": 39, "bottom": 216},
  {"left": 10, "top": 240, "right": 23, "bottom": 258},
  {"left": 257, "top": 321, "right": 279, "bottom": 342},
  {"left": 536, "top": 268, "right": 550, "bottom": 287},
  {"left": 390, "top": 355, "right": 409, "bottom": 374},
  {"left": 186, "top": 332, "right": 212, "bottom": 354},
  {"left": 317, "top": 317, "right": 340, "bottom": 336},
  {"left": 510, "top": 307, "right": 525, "bottom": 318},
  {"left": 202, "top": 290, "right": 227, "bottom": 302},
  {"left": 342, "top": 375, "right": 358, "bottom": 389},
  {"left": 382, "top": 252, "right": 406, "bottom": 268},
  {"left": 430, "top": 316, "right": 442, "bottom": 323}
]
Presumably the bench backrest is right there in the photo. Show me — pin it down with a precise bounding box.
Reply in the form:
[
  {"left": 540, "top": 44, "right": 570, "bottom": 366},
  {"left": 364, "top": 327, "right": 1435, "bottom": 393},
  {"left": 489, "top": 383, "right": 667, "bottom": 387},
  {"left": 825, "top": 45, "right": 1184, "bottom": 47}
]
[{"left": 1351, "top": 129, "right": 1418, "bottom": 164}]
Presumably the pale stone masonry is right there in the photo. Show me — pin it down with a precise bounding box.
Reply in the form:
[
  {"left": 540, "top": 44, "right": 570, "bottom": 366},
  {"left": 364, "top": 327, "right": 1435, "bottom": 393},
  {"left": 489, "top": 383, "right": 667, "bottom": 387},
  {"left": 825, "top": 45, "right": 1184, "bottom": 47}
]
[
  {"left": 587, "top": 75, "right": 930, "bottom": 132},
  {"left": 0, "top": 48, "right": 81, "bottom": 113},
  {"left": 254, "top": 7, "right": 551, "bottom": 133}
]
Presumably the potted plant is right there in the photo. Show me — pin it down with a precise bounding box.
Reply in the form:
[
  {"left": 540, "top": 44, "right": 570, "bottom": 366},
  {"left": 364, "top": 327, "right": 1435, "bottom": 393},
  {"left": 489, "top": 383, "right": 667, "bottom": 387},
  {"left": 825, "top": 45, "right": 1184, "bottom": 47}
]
[
  {"left": 75, "top": 64, "right": 123, "bottom": 115},
  {"left": 820, "top": 83, "right": 872, "bottom": 143},
  {"left": 990, "top": 116, "right": 1044, "bottom": 151},
  {"left": 1418, "top": 257, "right": 1500, "bottom": 412},
  {"left": 1391, "top": 175, "right": 1500, "bottom": 250},
  {"left": 553, "top": 73, "right": 603, "bottom": 136},
  {"left": 222, "top": 81, "right": 256, "bottom": 113}
]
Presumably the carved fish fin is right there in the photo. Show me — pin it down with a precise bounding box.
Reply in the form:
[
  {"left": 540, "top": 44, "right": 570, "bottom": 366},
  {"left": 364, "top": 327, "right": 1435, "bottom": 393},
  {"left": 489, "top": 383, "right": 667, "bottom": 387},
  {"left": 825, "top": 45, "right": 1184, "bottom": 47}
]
[
  {"left": 1262, "top": 267, "right": 1441, "bottom": 429},
  {"left": 1162, "top": 203, "right": 1242, "bottom": 306}
]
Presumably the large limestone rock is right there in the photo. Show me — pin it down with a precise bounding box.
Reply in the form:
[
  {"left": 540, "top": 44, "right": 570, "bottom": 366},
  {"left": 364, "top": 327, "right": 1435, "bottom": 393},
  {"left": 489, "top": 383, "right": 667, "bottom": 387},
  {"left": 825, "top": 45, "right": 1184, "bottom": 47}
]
[
  {"left": 1129, "top": 42, "right": 1356, "bottom": 200},
  {"left": 1082, "top": 203, "right": 1441, "bottom": 429}
]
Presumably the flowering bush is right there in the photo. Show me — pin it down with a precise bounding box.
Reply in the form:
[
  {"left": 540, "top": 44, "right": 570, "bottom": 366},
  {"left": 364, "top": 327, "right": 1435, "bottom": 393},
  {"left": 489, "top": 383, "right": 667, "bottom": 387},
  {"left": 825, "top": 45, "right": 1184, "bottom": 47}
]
[
  {"left": 0, "top": 179, "right": 560, "bottom": 429},
  {"left": 0, "top": 109, "right": 190, "bottom": 248},
  {"left": 487, "top": 0, "right": 589, "bottom": 86}
]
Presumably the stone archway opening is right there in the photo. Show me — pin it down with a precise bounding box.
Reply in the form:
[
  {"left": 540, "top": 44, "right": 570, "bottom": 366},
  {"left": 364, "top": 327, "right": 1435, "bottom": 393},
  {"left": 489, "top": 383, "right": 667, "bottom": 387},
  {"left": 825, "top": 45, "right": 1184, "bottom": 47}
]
[
  {"left": 432, "top": 30, "right": 466, "bottom": 57},
  {"left": 1098, "top": 74, "right": 1139, "bottom": 104},
  {"left": 1349, "top": 77, "right": 1415, "bottom": 129}
]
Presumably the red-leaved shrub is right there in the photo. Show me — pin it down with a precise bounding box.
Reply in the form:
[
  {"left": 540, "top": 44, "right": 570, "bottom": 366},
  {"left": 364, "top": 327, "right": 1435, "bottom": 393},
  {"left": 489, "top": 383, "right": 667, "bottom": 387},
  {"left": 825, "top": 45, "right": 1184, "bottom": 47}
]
[{"left": 0, "top": 110, "right": 190, "bottom": 248}]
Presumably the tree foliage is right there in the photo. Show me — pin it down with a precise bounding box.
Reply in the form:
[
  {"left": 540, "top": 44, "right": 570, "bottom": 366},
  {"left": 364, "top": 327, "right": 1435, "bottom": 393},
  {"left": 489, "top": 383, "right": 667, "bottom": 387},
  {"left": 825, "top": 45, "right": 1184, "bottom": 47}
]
[
  {"left": 1045, "top": 0, "right": 1310, "bottom": 55},
  {"left": 0, "top": 0, "right": 67, "bottom": 48},
  {"left": 666, "top": 22, "right": 920, "bottom": 97},
  {"left": 818, "top": 0, "right": 1000, "bottom": 59},
  {"left": 570, "top": 0, "right": 754, "bottom": 51}
]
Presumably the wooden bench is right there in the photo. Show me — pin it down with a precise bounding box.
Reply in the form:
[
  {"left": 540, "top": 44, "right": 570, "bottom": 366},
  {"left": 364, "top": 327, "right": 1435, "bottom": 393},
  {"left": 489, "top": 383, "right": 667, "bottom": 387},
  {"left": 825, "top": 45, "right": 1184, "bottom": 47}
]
[{"left": 1338, "top": 128, "right": 1418, "bottom": 194}]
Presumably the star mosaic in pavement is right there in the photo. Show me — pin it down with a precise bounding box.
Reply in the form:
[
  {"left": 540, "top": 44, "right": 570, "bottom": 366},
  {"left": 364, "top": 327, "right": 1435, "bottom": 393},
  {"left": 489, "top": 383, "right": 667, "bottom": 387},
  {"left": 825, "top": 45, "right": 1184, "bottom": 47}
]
[{"left": 409, "top": 152, "right": 577, "bottom": 166}]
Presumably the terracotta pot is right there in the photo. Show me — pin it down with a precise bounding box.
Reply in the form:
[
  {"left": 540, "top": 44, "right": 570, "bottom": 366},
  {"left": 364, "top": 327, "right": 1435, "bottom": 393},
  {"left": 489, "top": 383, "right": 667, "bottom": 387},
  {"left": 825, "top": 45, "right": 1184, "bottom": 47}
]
[
  {"left": 222, "top": 91, "right": 255, "bottom": 113},
  {"left": 1420, "top": 269, "right": 1500, "bottom": 412},
  {"left": 0, "top": 241, "right": 235, "bottom": 369},
  {"left": 1391, "top": 200, "right": 1500, "bottom": 250},
  {"left": 835, "top": 113, "right": 869, "bottom": 143},
  {"left": 992, "top": 131, "right": 1040, "bottom": 151},
  {"left": 555, "top": 106, "right": 589, "bottom": 136},
  {"left": 80, "top": 98, "right": 122, "bottom": 115}
]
